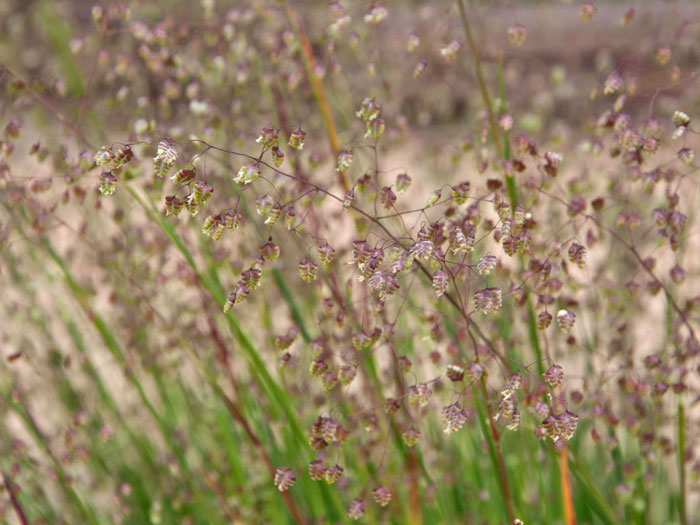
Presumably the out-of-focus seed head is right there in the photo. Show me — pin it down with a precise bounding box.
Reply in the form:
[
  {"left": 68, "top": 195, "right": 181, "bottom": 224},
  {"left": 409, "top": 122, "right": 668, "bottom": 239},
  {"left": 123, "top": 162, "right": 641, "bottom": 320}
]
[
  {"left": 604, "top": 73, "right": 623, "bottom": 95},
  {"left": 507, "top": 23, "right": 526, "bottom": 46},
  {"left": 255, "top": 195, "right": 275, "bottom": 220},
  {"left": 324, "top": 464, "right": 343, "bottom": 484},
  {"left": 372, "top": 486, "right": 392, "bottom": 507},
  {"left": 490, "top": 287, "right": 503, "bottom": 312},
  {"left": 495, "top": 394, "right": 515, "bottom": 423},
  {"left": 644, "top": 354, "right": 661, "bottom": 370},
  {"left": 288, "top": 127, "right": 306, "bottom": 150},
  {"left": 534, "top": 425, "right": 548, "bottom": 440},
  {"left": 655, "top": 47, "right": 671, "bottom": 66},
  {"left": 402, "top": 427, "right": 421, "bottom": 447},
  {"left": 477, "top": 253, "right": 497, "bottom": 275},
  {"left": 356, "top": 98, "right": 381, "bottom": 122},
  {"left": 316, "top": 243, "right": 335, "bottom": 267},
  {"left": 568, "top": 243, "right": 587, "bottom": 269},
  {"left": 365, "top": 118, "right": 385, "bottom": 140},
  {"left": 234, "top": 163, "right": 261, "bottom": 184},
  {"left": 425, "top": 189, "right": 441, "bottom": 207},
  {"left": 557, "top": 309, "right": 576, "bottom": 332},
  {"left": 153, "top": 140, "right": 178, "bottom": 177},
  {"left": 678, "top": 148, "right": 694, "bottom": 165},
  {"left": 499, "top": 114, "right": 514, "bottom": 131},
  {"left": 407, "top": 237, "right": 431, "bottom": 260},
  {"left": 621, "top": 8, "right": 635, "bottom": 26},
  {"left": 380, "top": 186, "right": 397, "bottom": 210},
  {"left": 533, "top": 401, "right": 549, "bottom": 420},
  {"left": 398, "top": 356, "right": 412, "bottom": 373},
  {"left": 670, "top": 264, "right": 686, "bottom": 284},
  {"left": 542, "top": 415, "right": 557, "bottom": 439},
  {"left": 385, "top": 398, "right": 400, "bottom": 415},
  {"left": 440, "top": 39, "right": 462, "bottom": 61},
  {"left": 406, "top": 32, "right": 420, "bottom": 52},
  {"left": 348, "top": 498, "right": 365, "bottom": 519},
  {"left": 580, "top": 2, "right": 597, "bottom": 21},
  {"left": 506, "top": 409, "right": 521, "bottom": 431},
  {"left": 413, "top": 59, "right": 427, "bottom": 78},
  {"left": 537, "top": 311, "right": 553, "bottom": 330},
  {"left": 95, "top": 146, "right": 115, "bottom": 166},
  {"left": 241, "top": 268, "right": 262, "bottom": 290},
  {"left": 408, "top": 383, "right": 431, "bottom": 407},
  {"left": 273, "top": 467, "right": 296, "bottom": 492},
  {"left": 265, "top": 202, "right": 282, "bottom": 226},
  {"left": 473, "top": 288, "right": 495, "bottom": 315},
  {"left": 672, "top": 126, "right": 687, "bottom": 140},
  {"left": 171, "top": 167, "right": 195, "bottom": 184},
  {"left": 310, "top": 358, "right": 328, "bottom": 378},
  {"left": 451, "top": 181, "right": 470, "bottom": 205},
  {"left": 99, "top": 172, "right": 118, "bottom": 195},
  {"left": 432, "top": 270, "right": 449, "bottom": 297},
  {"left": 339, "top": 365, "right": 356, "bottom": 386},
  {"left": 442, "top": 402, "right": 469, "bottom": 433},
  {"left": 364, "top": 6, "right": 388, "bottom": 25},
  {"left": 467, "top": 362, "right": 485, "bottom": 382},
  {"left": 256, "top": 127, "right": 278, "bottom": 148},
  {"left": 336, "top": 150, "right": 353, "bottom": 173},
  {"left": 309, "top": 460, "right": 326, "bottom": 481},
  {"left": 309, "top": 435, "right": 328, "bottom": 450},
  {"left": 502, "top": 371, "right": 523, "bottom": 398},
  {"left": 543, "top": 365, "right": 564, "bottom": 387},
  {"left": 446, "top": 364, "right": 465, "bottom": 382},
  {"left": 321, "top": 371, "right": 338, "bottom": 390},
  {"left": 343, "top": 189, "right": 355, "bottom": 211},
  {"left": 110, "top": 145, "right": 133, "bottom": 170},
  {"left": 672, "top": 111, "right": 690, "bottom": 128},
  {"left": 224, "top": 210, "right": 242, "bottom": 230}
]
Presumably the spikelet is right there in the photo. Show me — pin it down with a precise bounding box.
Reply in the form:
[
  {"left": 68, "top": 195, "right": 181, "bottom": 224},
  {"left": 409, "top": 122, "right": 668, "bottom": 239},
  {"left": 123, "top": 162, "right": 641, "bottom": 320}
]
[
  {"left": 318, "top": 243, "right": 336, "bottom": 267},
  {"left": 543, "top": 365, "right": 564, "bottom": 387},
  {"left": 537, "top": 311, "right": 553, "bottom": 330},
  {"left": 477, "top": 253, "right": 497, "bottom": 275},
  {"left": 98, "top": 172, "right": 117, "bottom": 195},
  {"left": 336, "top": 150, "right": 354, "bottom": 172},
  {"left": 432, "top": 270, "right": 449, "bottom": 297},
  {"left": 153, "top": 139, "right": 177, "bottom": 178},
  {"left": 557, "top": 309, "right": 576, "bottom": 332},
  {"left": 372, "top": 486, "right": 392, "bottom": 507},
  {"left": 308, "top": 460, "right": 326, "bottom": 481},
  {"left": 324, "top": 465, "right": 343, "bottom": 484},
  {"left": 288, "top": 128, "right": 306, "bottom": 150},
  {"left": 234, "top": 164, "right": 261, "bottom": 184},
  {"left": 408, "top": 383, "right": 431, "bottom": 407},
  {"left": 348, "top": 498, "right": 365, "bottom": 520},
  {"left": 442, "top": 402, "right": 468, "bottom": 433},
  {"left": 402, "top": 428, "right": 421, "bottom": 447},
  {"left": 299, "top": 259, "right": 318, "bottom": 283},
  {"left": 273, "top": 467, "right": 296, "bottom": 492}
]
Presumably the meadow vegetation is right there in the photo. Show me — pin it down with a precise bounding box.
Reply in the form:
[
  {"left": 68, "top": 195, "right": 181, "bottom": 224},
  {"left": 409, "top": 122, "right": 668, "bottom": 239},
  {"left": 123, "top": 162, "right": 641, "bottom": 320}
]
[{"left": 1, "top": 1, "right": 700, "bottom": 523}]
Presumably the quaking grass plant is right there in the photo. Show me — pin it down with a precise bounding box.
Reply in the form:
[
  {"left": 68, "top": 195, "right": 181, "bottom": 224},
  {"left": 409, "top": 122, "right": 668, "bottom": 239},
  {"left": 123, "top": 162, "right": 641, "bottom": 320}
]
[{"left": 1, "top": 1, "right": 700, "bottom": 524}]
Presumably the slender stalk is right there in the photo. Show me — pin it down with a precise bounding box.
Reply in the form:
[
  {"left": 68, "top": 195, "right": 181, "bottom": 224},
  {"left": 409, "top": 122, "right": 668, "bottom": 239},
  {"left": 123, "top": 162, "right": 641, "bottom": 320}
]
[
  {"left": 456, "top": 0, "right": 503, "bottom": 164},
  {"left": 2, "top": 470, "right": 29, "bottom": 525},
  {"left": 567, "top": 449, "right": 617, "bottom": 524},
  {"left": 213, "top": 384, "right": 309, "bottom": 525},
  {"left": 560, "top": 448, "right": 577, "bottom": 525},
  {"left": 283, "top": 0, "right": 349, "bottom": 190},
  {"left": 678, "top": 398, "right": 687, "bottom": 525},
  {"left": 8, "top": 393, "right": 99, "bottom": 524},
  {"left": 473, "top": 380, "right": 515, "bottom": 523}
]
